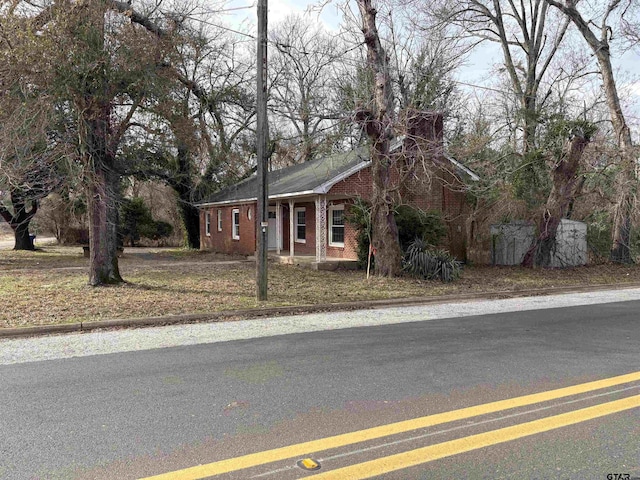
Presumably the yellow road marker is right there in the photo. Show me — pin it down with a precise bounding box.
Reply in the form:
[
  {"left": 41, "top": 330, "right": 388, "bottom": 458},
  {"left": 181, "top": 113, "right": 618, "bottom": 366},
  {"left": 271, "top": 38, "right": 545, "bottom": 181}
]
[
  {"left": 297, "top": 458, "right": 321, "bottom": 471},
  {"left": 139, "top": 371, "right": 640, "bottom": 480},
  {"left": 308, "top": 394, "right": 640, "bottom": 479}
]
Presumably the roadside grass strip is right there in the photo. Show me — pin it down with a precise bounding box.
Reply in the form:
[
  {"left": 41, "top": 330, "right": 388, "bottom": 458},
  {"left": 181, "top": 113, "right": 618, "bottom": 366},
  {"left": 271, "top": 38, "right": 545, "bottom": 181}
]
[{"left": 139, "top": 371, "right": 640, "bottom": 480}]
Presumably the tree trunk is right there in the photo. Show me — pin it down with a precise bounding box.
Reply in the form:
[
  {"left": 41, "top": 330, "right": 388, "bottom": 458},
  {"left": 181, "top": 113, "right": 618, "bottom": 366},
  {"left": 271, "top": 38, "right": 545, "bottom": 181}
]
[
  {"left": 14, "top": 220, "right": 35, "bottom": 251},
  {"left": 522, "top": 133, "right": 590, "bottom": 267},
  {"left": 598, "top": 49, "right": 635, "bottom": 264},
  {"left": 176, "top": 195, "right": 200, "bottom": 249},
  {"left": 610, "top": 167, "right": 633, "bottom": 263},
  {"left": 84, "top": 113, "right": 123, "bottom": 286},
  {"left": 0, "top": 193, "right": 37, "bottom": 251},
  {"left": 356, "top": 0, "right": 403, "bottom": 277},
  {"left": 370, "top": 146, "right": 403, "bottom": 276},
  {"left": 171, "top": 143, "right": 200, "bottom": 249},
  {"left": 77, "top": 2, "right": 123, "bottom": 286}
]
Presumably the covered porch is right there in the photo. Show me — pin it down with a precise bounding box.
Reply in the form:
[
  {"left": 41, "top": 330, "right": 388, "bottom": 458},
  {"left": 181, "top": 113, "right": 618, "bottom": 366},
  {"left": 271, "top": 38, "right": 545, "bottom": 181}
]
[{"left": 266, "top": 194, "right": 355, "bottom": 265}]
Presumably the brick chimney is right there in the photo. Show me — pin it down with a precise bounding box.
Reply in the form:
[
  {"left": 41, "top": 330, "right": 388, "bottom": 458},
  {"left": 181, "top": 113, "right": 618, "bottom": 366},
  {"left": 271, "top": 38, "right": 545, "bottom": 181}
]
[{"left": 403, "top": 109, "right": 444, "bottom": 154}]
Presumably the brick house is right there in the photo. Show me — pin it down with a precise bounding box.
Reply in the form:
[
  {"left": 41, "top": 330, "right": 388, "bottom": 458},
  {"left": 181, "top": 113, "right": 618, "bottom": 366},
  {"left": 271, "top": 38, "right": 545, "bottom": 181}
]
[{"left": 197, "top": 113, "right": 478, "bottom": 267}]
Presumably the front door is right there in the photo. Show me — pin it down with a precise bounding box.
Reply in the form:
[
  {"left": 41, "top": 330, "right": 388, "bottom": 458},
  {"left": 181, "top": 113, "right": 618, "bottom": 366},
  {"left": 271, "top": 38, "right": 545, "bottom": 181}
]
[{"left": 267, "top": 209, "right": 278, "bottom": 250}]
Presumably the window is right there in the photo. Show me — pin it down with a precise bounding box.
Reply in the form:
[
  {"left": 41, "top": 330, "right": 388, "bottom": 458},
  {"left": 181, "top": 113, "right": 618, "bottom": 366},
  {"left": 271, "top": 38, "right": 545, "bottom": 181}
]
[
  {"left": 329, "top": 205, "right": 345, "bottom": 247},
  {"left": 232, "top": 208, "right": 240, "bottom": 240},
  {"left": 295, "top": 207, "right": 306, "bottom": 243},
  {"left": 205, "top": 212, "right": 211, "bottom": 236},
  {"left": 217, "top": 209, "right": 222, "bottom": 232}
]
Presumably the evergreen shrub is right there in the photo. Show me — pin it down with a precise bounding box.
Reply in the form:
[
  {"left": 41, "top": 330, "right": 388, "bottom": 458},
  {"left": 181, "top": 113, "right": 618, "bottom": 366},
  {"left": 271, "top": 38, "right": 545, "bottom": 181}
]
[{"left": 403, "top": 238, "right": 462, "bottom": 282}]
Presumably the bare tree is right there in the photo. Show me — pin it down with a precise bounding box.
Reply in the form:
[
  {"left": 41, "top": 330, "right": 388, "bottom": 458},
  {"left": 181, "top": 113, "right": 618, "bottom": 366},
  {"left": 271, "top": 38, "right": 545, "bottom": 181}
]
[
  {"left": 354, "top": 0, "right": 404, "bottom": 276},
  {"left": 269, "top": 14, "right": 346, "bottom": 164},
  {"left": 427, "top": 0, "right": 571, "bottom": 153},
  {"left": 123, "top": 20, "right": 256, "bottom": 250},
  {"left": 423, "top": 0, "right": 611, "bottom": 266},
  {"left": 2, "top": 0, "right": 247, "bottom": 282},
  {"left": 0, "top": 90, "right": 69, "bottom": 250},
  {"left": 545, "top": 0, "right": 637, "bottom": 263}
]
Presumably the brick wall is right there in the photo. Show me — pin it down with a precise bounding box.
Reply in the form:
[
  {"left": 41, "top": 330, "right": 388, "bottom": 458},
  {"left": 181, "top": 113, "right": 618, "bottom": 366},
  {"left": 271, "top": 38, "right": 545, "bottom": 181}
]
[
  {"left": 327, "top": 201, "right": 359, "bottom": 259},
  {"left": 200, "top": 203, "right": 256, "bottom": 256},
  {"left": 441, "top": 172, "right": 470, "bottom": 260},
  {"left": 327, "top": 164, "right": 447, "bottom": 215},
  {"left": 287, "top": 202, "right": 316, "bottom": 256},
  {"left": 328, "top": 168, "right": 374, "bottom": 199},
  {"left": 327, "top": 158, "right": 470, "bottom": 260}
]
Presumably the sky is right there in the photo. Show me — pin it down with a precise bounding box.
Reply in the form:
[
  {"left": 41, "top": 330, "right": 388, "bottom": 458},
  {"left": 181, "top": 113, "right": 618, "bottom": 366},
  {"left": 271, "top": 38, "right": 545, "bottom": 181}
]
[{"left": 225, "top": 0, "right": 341, "bottom": 31}]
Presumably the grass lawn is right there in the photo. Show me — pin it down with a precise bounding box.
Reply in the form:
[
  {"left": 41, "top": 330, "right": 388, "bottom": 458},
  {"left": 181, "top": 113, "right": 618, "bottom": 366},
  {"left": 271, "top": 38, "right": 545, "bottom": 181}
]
[{"left": 1, "top": 245, "right": 639, "bottom": 328}]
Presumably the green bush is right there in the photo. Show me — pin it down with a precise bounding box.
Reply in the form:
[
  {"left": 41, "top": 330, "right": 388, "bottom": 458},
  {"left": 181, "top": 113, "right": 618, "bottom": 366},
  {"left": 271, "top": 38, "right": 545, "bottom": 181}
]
[
  {"left": 139, "top": 220, "right": 174, "bottom": 241},
  {"left": 394, "top": 205, "right": 447, "bottom": 251},
  {"left": 345, "top": 198, "right": 373, "bottom": 269},
  {"left": 347, "top": 200, "right": 449, "bottom": 270},
  {"left": 403, "top": 238, "right": 461, "bottom": 282},
  {"left": 120, "top": 197, "right": 173, "bottom": 246}
]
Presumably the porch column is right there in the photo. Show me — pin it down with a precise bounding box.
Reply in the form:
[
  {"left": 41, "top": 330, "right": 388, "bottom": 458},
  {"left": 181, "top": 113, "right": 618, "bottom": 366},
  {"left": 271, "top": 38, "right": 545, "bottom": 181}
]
[
  {"left": 275, "top": 200, "right": 281, "bottom": 255},
  {"left": 315, "top": 195, "right": 327, "bottom": 262},
  {"left": 288, "top": 199, "right": 295, "bottom": 258}
]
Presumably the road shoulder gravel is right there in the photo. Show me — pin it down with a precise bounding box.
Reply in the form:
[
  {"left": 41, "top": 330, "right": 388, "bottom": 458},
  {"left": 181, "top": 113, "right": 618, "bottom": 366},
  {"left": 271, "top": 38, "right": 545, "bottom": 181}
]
[{"left": 2, "top": 284, "right": 640, "bottom": 365}]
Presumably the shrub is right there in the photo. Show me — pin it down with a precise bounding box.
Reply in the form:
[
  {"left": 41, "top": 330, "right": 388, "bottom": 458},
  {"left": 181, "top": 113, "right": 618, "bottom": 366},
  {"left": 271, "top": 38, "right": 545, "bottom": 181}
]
[
  {"left": 394, "top": 205, "right": 447, "bottom": 251},
  {"left": 120, "top": 197, "right": 173, "bottom": 246},
  {"left": 139, "top": 220, "right": 174, "bottom": 241},
  {"left": 403, "top": 238, "right": 462, "bottom": 282},
  {"left": 347, "top": 200, "right": 450, "bottom": 270},
  {"left": 346, "top": 198, "right": 373, "bottom": 269}
]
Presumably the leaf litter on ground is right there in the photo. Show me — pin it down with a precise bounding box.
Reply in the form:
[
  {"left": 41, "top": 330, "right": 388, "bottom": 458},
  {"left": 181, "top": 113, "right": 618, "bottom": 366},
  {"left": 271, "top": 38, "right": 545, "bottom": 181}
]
[{"left": 1, "top": 245, "right": 639, "bottom": 328}]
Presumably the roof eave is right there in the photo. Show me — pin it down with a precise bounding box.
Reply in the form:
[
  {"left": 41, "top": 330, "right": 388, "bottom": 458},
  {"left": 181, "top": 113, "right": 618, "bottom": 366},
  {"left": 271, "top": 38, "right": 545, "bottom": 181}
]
[
  {"left": 196, "top": 197, "right": 257, "bottom": 208},
  {"left": 314, "top": 160, "right": 371, "bottom": 194},
  {"left": 444, "top": 154, "right": 480, "bottom": 181},
  {"left": 197, "top": 190, "right": 319, "bottom": 208}
]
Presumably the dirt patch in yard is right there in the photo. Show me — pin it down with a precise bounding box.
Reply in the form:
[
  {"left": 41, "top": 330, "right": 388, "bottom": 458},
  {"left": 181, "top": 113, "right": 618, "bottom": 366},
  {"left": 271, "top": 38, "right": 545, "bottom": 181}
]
[{"left": 1, "top": 246, "right": 639, "bottom": 328}]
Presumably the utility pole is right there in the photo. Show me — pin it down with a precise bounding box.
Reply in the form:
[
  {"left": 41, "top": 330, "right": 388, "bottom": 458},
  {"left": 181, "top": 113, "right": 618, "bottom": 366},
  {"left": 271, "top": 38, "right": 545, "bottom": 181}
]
[{"left": 256, "top": 0, "right": 268, "bottom": 300}]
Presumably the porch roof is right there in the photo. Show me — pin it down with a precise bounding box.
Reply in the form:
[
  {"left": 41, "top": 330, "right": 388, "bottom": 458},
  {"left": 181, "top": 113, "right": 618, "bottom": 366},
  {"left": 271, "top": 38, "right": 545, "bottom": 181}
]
[{"left": 197, "top": 148, "right": 369, "bottom": 207}]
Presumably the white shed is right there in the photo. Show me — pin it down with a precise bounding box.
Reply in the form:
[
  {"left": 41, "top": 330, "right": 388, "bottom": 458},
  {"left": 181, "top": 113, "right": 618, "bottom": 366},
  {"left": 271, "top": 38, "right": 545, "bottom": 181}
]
[
  {"left": 550, "top": 219, "right": 587, "bottom": 267},
  {"left": 490, "top": 219, "right": 587, "bottom": 267},
  {"left": 490, "top": 222, "right": 535, "bottom": 265}
]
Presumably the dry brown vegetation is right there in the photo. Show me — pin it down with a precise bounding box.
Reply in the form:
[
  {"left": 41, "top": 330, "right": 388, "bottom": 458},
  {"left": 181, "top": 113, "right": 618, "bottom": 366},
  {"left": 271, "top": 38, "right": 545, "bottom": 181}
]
[{"left": 1, "top": 245, "right": 639, "bottom": 328}]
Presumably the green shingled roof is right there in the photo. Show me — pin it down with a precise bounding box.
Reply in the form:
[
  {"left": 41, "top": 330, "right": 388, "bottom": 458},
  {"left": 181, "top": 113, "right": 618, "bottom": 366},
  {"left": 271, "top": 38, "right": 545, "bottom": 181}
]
[{"left": 198, "top": 147, "right": 369, "bottom": 206}]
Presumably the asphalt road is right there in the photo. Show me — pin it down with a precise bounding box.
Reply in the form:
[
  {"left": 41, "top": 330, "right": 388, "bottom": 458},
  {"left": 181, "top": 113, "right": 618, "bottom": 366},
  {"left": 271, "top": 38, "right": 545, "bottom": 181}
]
[{"left": 1, "top": 299, "right": 639, "bottom": 479}]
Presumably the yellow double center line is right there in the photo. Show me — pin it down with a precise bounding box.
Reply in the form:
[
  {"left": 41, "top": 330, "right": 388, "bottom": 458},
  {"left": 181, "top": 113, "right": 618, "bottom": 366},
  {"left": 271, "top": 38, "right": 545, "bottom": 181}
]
[{"left": 141, "top": 371, "right": 640, "bottom": 480}]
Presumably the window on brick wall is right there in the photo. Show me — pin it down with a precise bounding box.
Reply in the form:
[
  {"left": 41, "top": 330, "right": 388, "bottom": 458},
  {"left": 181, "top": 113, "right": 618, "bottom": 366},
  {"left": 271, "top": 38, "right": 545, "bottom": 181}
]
[
  {"left": 217, "top": 209, "right": 222, "bottom": 231},
  {"left": 232, "top": 208, "right": 240, "bottom": 240},
  {"left": 295, "top": 207, "right": 306, "bottom": 243},
  {"left": 329, "top": 205, "right": 344, "bottom": 247},
  {"left": 205, "top": 212, "right": 211, "bottom": 236}
]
